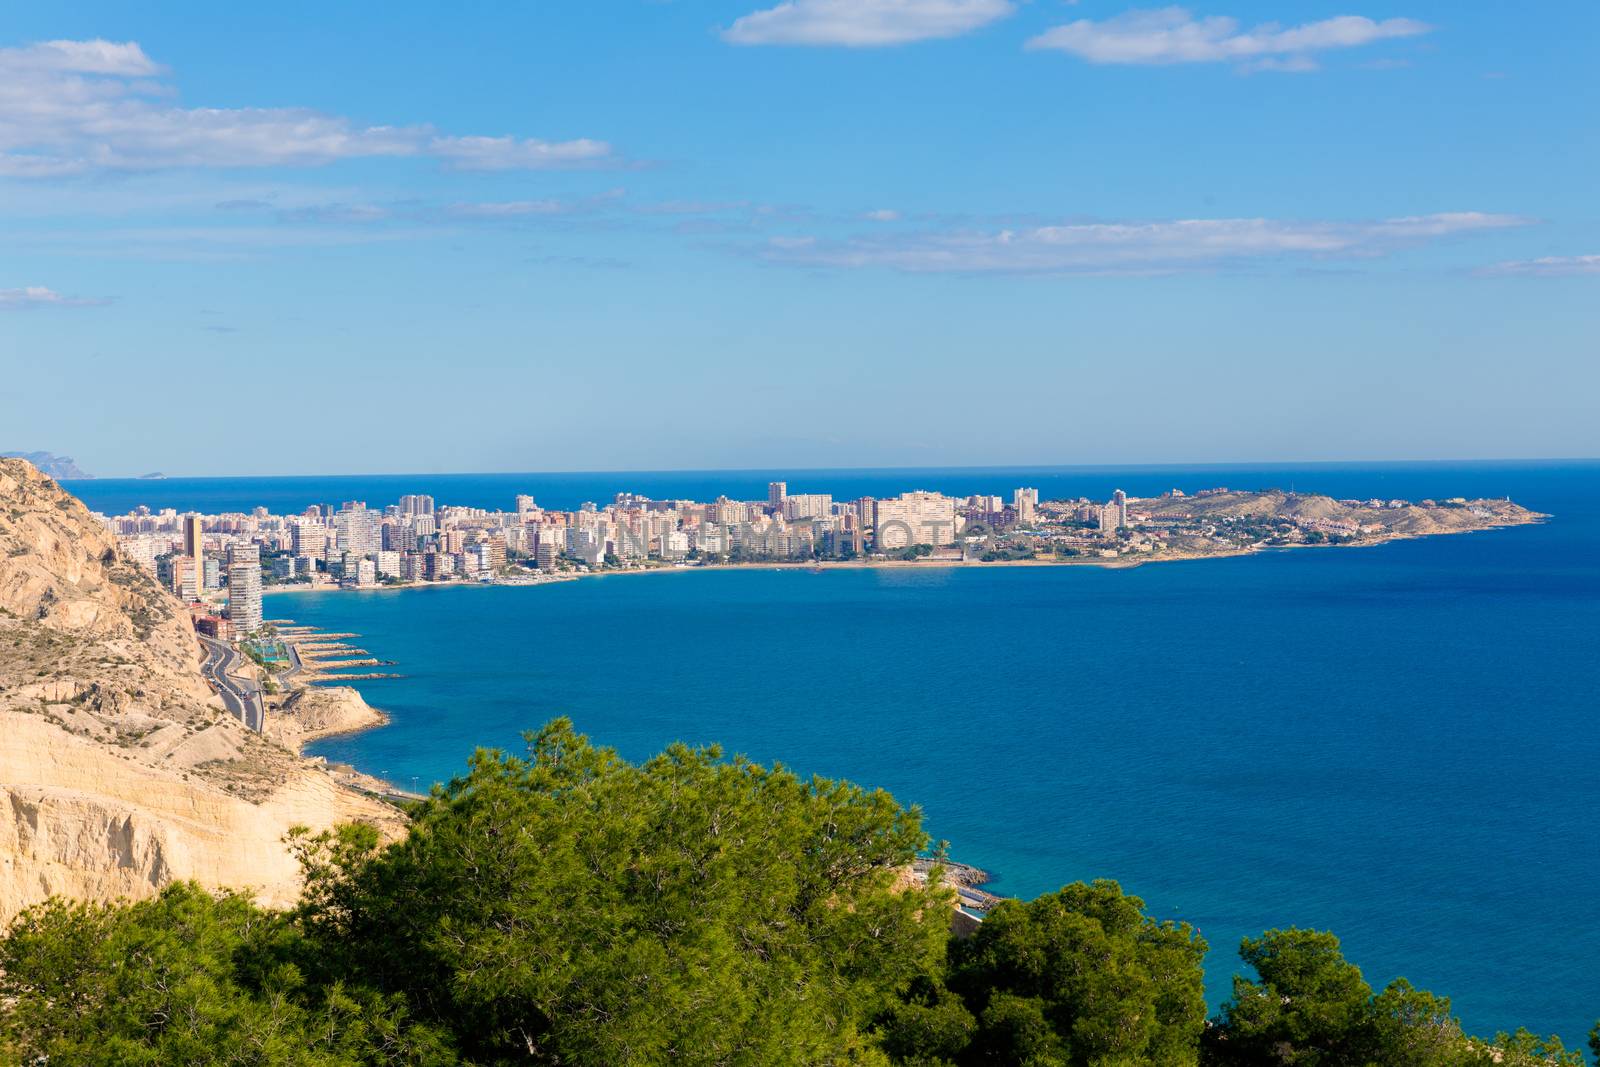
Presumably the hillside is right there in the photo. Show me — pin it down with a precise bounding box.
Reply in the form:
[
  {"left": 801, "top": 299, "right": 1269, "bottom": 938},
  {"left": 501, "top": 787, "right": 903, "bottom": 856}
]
[
  {"left": 1135, "top": 489, "right": 1541, "bottom": 538},
  {"left": 0, "top": 457, "right": 401, "bottom": 925},
  {"left": 0, "top": 451, "right": 90, "bottom": 479}
]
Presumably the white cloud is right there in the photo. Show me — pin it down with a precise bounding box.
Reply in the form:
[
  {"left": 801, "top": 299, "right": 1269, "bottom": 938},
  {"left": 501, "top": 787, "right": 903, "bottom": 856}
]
[
  {"left": 444, "top": 199, "right": 570, "bottom": 219},
  {"left": 5, "top": 38, "right": 162, "bottom": 76},
  {"left": 751, "top": 212, "right": 1528, "bottom": 273},
  {"left": 863, "top": 208, "right": 902, "bottom": 221},
  {"left": 0, "top": 38, "right": 615, "bottom": 176},
  {"left": 1238, "top": 55, "right": 1320, "bottom": 74},
  {"left": 1027, "top": 8, "right": 1432, "bottom": 69},
  {"left": 429, "top": 135, "right": 612, "bottom": 171},
  {"left": 1482, "top": 254, "right": 1600, "bottom": 278},
  {"left": 0, "top": 285, "right": 107, "bottom": 309},
  {"left": 724, "top": 0, "right": 1014, "bottom": 47}
]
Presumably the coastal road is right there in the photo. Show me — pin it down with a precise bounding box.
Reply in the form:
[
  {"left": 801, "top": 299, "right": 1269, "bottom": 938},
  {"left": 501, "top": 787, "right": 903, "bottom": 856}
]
[
  {"left": 198, "top": 635, "right": 265, "bottom": 733},
  {"left": 280, "top": 641, "right": 305, "bottom": 685}
]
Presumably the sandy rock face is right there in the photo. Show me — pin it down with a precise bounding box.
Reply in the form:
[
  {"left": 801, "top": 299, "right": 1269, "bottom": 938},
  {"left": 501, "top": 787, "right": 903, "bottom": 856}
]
[
  {"left": 270, "top": 685, "right": 390, "bottom": 750},
  {"left": 0, "top": 457, "right": 403, "bottom": 926}
]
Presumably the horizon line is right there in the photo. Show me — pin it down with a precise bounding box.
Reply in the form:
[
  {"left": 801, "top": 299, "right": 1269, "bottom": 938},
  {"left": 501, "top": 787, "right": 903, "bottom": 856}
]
[{"left": 57, "top": 456, "right": 1600, "bottom": 483}]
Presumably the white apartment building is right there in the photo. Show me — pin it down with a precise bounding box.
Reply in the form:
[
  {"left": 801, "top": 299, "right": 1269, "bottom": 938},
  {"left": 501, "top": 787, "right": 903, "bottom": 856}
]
[
  {"left": 226, "top": 543, "right": 263, "bottom": 634},
  {"left": 874, "top": 492, "right": 961, "bottom": 549},
  {"left": 782, "top": 493, "right": 833, "bottom": 521}
]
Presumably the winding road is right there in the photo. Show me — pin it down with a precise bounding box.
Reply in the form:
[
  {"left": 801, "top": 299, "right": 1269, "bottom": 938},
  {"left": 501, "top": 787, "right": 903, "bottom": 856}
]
[
  {"left": 280, "top": 641, "right": 305, "bottom": 685},
  {"left": 198, "top": 635, "right": 265, "bottom": 733}
]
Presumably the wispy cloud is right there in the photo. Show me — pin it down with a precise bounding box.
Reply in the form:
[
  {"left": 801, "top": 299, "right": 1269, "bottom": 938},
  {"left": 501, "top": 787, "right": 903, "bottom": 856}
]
[
  {"left": 443, "top": 199, "right": 570, "bottom": 219},
  {"left": 1027, "top": 8, "right": 1432, "bottom": 71},
  {"left": 0, "top": 285, "right": 109, "bottom": 309},
  {"left": 0, "top": 38, "right": 616, "bottom": 177},
  {"left": 724, "top": 0, "right": 1015, "bottom": 47},
  {"left": 275, "top": 202, "right": 394, "bottom": 224},
  {"left": 209, "top": 190, "right": 788, "bottom": 233},
  {"left": 9, "top": 223, "right": 449, "bottom": 263},
  {"left": 1481, "top": 254, "right": 1600, "bottom": 278},
  {"left": 749, "top": 212, "right": 1529, "bottom": 274},
  {"left": 429, "top": 136, "right": 613, "bottom": 172}
]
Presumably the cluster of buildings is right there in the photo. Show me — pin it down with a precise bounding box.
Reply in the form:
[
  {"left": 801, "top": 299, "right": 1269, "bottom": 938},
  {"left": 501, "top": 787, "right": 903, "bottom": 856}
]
[{"left": 103, "top": 482, "right": 1155, "bottom": 635}]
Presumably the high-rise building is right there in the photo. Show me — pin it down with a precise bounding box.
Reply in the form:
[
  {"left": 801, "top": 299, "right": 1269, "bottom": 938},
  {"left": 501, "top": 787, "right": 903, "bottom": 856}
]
[
  {"left": 768, "top": 481, "right": 787, "bottom": 511},
  {"left": 874, "top": 492, "right": 960, "bottom": 549},
  {"left": 1013, "top": 488, "right": 1039, "bottom": 526},
  {"left": 1098, "top": 490, "right": 1129, "bottom": 536},
  {"left": 334, "top": 503, "right": 379, "bottom": 557},
  {"left": 399, "top": 494, "right": 435, "bottom": 517},
  {"left": 658, "top": 529, "right": 690, "bottom": 559},
  {"left": 472, "top": 532, "right": 507, "bottom": 572},
  {"left": 182, "top": 514, "right": 204, "bottom": 559},
  {"left": 172, "top": 554, "right": 199, "bottom": 601},
  {"left": 226, "top": 543, "right": 263, "bottom": 634},
  {"left": 855, "top": 497, "right": 876, "bottom": 530},
  {"left": 534, "top": 540, "right": 559, "bottom": 571},
  {"left": 782, "top": 493, "right": 833, "bottom": 521},
  {"left": 291, "top": 519, "right": 328, "bottom": 561}
]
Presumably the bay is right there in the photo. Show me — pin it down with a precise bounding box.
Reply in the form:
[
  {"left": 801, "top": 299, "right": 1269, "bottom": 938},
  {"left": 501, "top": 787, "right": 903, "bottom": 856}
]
[{"left": 71, "top": 462, "right": 1600, "bottom": 1045}]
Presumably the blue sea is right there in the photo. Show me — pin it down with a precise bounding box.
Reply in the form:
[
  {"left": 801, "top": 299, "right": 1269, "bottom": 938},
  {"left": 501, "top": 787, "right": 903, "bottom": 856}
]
[{"left": 69, "top": 462, "right": 1600, "bottom": 1046}]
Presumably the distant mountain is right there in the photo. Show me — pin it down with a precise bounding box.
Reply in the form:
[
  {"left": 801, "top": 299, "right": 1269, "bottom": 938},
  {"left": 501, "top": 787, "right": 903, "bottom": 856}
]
[
  {"left": 1, "top": 451, "right": 91, "bottom": 479},
  {"left": 138, "top": 472, "right": 167, "bottom": 480}
]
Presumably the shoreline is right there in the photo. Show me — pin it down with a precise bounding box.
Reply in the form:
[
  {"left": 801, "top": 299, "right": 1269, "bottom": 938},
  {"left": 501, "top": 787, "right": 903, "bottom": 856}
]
[
  {"left": 268, "top": 684, "right": 394, "bottom": 785},
  {"left": 261, "top": 511, "right": 1545, "bottom": 600},
  {"left": 267, "top": 509, "right": 1545, "bottom": 797}
]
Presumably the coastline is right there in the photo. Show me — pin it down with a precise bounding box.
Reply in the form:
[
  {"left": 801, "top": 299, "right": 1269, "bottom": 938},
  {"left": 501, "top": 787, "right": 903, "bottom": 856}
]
[
  {"left": 262, "top": 509, "right": 1546, "bottom": 601},
  {"left": 266, "top": 509, "right": 1546, "bottom": 793},
  {"left": 268, "top": 685, "right": 393, "bottom": 785}
]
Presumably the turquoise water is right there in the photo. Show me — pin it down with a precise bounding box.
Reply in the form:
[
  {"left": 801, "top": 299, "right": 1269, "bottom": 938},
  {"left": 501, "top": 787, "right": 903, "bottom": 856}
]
[{"left": 74, "top": 463, "right": 1600, "bottom": 1044}]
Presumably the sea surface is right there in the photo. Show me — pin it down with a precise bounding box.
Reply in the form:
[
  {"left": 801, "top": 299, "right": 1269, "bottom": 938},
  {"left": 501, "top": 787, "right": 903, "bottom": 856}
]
[{"left": 70, "top": 462, "right": 1600, "bottom": 1045}]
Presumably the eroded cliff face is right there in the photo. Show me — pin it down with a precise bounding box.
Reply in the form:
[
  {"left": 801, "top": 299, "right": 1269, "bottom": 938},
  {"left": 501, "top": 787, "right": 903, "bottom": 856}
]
[
  {"left": 270, "top": 685, "right": 390, "bottom": 751},
  {"left": 0, "top": 458, "right": 403, "bottom": 925}
]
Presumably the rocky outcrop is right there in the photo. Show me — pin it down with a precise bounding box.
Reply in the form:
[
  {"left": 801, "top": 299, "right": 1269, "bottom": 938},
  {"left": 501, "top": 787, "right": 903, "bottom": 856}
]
[
  {"left": 270, "top": 685, "right": 389, "bottom": 750},
  {"left": 0, "top": 457, "right": 403, "bottom": 926}
]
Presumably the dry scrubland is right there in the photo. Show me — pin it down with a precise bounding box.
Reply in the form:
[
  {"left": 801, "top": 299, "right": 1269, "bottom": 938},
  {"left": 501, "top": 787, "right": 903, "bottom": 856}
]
[{"left": 0, "top": 457, "right": 400, "bottom": 925}]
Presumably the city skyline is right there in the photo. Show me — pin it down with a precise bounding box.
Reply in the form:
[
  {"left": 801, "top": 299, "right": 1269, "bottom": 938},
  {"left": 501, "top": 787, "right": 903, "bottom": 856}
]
[{"left": 3, "top": 2, "right": 1598, "bottom": 475}]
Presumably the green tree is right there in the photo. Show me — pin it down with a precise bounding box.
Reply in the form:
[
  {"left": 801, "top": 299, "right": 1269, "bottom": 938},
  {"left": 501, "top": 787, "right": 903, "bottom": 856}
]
[
  {"left": 1365, "top": 978, "right": 1468, "bottom": 1066},
  {"left": 1462, "top": 1028, "right": 1583, "bottom": 1067},
  {"left": 944, "top": 880, "right": 1209, "bottom": 1067},
  {"left": 876, "top": 976, "right": 978, "bottom": 1066},
  {"left": 1210, "top": 928, "right": 1373, "bottom": 1065},
  {"left": 1204, "top": 930, "right": 1583, "bottom": 1067},
  {"left": 0, "top": 883, "right": 452, "bottom": 1066},
  {"left": 295, "top": 718, "right": 950, "bottom": 1065}
]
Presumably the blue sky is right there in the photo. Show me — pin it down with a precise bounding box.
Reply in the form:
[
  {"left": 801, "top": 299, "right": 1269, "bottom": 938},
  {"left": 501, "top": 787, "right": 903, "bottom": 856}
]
[{"left": 2, "top": 1, "right": 1596, "bottom": 476}]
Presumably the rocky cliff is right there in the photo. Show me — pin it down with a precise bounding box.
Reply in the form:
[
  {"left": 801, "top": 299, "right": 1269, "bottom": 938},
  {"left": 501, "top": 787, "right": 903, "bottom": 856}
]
[
  {"left": 268, "top": 685, "right": 390, "bottom": 752},
  {"left": 0, "top": 457, "right": 403, "bottom": 925}
]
